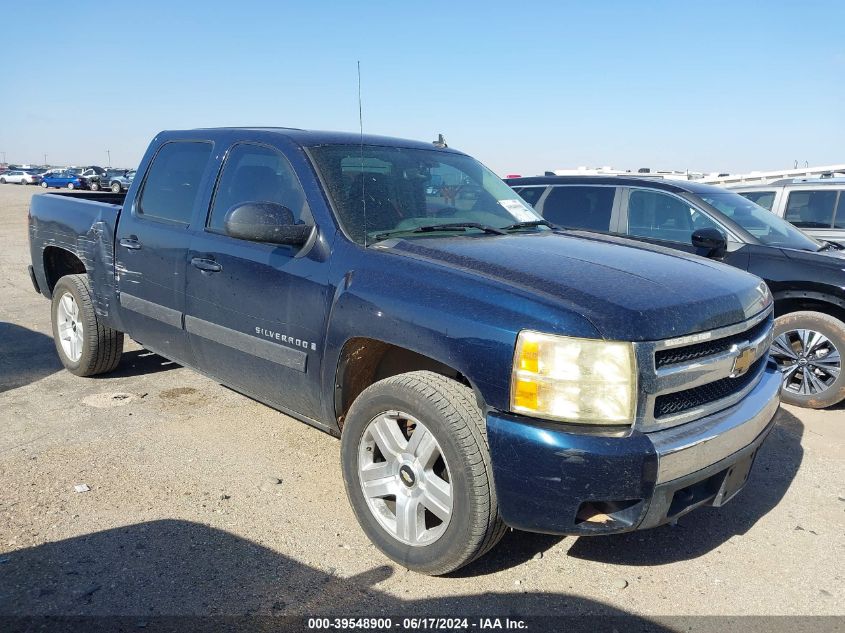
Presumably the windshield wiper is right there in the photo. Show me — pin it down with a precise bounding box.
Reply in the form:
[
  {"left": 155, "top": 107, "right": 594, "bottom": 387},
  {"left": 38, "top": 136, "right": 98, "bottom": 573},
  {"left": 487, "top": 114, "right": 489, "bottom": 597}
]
[
  {"left": 818, "top": 240, "right": 844, "bottom": 251},
  {"left": 501, "top": 220, "right": 554, "bottom": 231},
  {"left": 374, "top": 222, "right": 506, "bottom": 241}
]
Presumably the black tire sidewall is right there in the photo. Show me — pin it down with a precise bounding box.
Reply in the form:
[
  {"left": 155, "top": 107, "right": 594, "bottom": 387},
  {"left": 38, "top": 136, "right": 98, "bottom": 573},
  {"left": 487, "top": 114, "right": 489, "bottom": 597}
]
[
  {"left": 774, "top": 311, "right": 845, "bottom": 408},
  {"left": 341, "top": 384, "right": 483, "bottom": 574},
  {"left": 50, "top": 276, "right": 94, "bottom": 375}
]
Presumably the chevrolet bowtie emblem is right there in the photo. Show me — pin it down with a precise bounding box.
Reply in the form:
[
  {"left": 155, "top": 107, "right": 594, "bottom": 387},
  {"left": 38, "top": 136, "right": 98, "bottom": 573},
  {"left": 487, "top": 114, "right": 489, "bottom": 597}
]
[{"left": 730, "top": 345, "right": 756, "bottom": 377}]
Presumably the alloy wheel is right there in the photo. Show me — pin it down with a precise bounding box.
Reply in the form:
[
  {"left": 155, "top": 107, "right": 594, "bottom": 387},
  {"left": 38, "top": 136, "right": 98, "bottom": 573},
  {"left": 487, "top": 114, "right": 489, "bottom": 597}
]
[
  {"left": 357, "top": 410, "right": 453, "bottom": 547},
  {"left": 770, "top": 328, "right": 841, "bottom": 396},
  {"left": 56, "top": 292, "right": 84, "bottom": 362}
]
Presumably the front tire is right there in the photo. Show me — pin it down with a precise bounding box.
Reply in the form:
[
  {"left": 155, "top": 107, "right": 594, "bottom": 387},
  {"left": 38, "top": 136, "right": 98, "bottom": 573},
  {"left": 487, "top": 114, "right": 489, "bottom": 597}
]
[
  {"left": 770, "top": 310, "right": 845, "bottom": 408},
  {"left": 0, "top": 178, "right": 6, "bottom": 184},
  {"left": 51, "top": 274, "right": 123, "bottom": 376},
  {"left": 67, "top": 182, "right": 75, "bottom": 190},
  {"left": 40, "top": 181, "right": 48, "bottom": 188},
  {"left": 90, "top": 180, "right": 100, "bottom": 191},
  {"left": 111, "top": 181, "right": 121, "bottom": 193},
  {"left": 341, "top": 371, "right": 505, "bottom": 575}
]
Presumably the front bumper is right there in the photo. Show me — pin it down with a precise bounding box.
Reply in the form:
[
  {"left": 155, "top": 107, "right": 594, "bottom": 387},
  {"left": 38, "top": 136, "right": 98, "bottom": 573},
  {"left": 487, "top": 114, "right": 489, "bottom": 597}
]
[{"left": 487, "top": 360, "right": 781, "bottom": 535}]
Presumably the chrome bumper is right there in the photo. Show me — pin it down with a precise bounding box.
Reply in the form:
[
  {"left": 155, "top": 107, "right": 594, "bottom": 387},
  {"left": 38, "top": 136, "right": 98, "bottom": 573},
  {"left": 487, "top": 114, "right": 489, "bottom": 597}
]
[{"left": 650, "top": 360, "right": 782, "bottom": 483}]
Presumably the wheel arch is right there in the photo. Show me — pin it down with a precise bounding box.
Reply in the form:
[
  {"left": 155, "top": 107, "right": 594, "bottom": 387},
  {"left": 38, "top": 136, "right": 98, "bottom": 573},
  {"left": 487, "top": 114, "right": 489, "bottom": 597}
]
[
  {"left": 42, "top": 246, "right": 86, "bottom": 296},
  {"left": 333, "top": 337, "right": 485, "bottom": 432},
  {"left": 773, "top": 290, "right": 845, "bottom": 324}
]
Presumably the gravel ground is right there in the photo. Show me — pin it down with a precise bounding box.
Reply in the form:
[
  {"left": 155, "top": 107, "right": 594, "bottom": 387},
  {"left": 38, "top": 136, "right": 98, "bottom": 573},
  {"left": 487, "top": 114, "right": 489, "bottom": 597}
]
[{"left": 0, "top": 183, "right": 842, "bottom": 621}]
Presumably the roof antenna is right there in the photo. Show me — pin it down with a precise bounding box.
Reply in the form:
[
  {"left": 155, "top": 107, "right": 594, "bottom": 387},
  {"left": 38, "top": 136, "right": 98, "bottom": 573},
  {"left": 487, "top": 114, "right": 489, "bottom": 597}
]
[
  {"left": 358, "top": 61, "right": 367, "bottom": 247},
  {"left": 433, "top": 133, "right": 448, "bottom": 148}
]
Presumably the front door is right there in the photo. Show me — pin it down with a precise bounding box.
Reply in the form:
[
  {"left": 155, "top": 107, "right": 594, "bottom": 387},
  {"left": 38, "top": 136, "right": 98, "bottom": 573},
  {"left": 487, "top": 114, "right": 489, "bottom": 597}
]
[
  {"left": 115, "top": 140, "right": 214, "bottom": 365},
  {"left": 621, "top": 187, "right": 747, "bottom": 267},
  {"left": 184, "top": 142, "right": 331, "bottom": 419}
]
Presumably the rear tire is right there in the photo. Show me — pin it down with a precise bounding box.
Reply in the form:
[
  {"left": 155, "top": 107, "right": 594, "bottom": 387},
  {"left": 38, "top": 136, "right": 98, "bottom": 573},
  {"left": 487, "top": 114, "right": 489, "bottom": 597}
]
[
  {"left": 0, "top": 178, "right": 6, "bottom": 184},
  {"left": 40, "top": 181, "right": 48, "bottom": 188},
  {"left": 90, "top": 180, "right": 100, "bottom": 191},
  {"left": 341, "top": 371, "right": 506, "bottom": 575},
  {"left": 771, "top": 310, "right": 845, "bottom": 408},
  {"left": 51, "top": 274, "right": 123, "bottom": 377},
  {"left": 67, "top": 182, "right": 75, "bottom": 190},
  {"left": 111, "top": 181, "right": 121, "bottom": 193}
]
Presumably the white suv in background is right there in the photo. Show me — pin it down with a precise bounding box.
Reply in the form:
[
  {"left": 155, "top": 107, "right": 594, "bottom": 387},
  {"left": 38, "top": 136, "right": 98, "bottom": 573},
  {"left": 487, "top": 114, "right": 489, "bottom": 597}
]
[{"left": 732, "top": 178, "right": 845, "bottom": 245}]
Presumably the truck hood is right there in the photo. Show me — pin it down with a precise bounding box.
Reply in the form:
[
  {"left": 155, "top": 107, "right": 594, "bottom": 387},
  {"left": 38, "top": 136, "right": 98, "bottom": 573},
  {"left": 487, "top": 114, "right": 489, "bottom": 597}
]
[{"left": 381, "top": 231, "right": 770, "bottom": 342}]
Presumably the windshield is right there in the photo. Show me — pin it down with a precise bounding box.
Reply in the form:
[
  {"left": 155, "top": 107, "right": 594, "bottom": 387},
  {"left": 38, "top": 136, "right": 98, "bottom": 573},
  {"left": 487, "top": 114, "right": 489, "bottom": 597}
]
[
  {"left": 697, "top": 191, "right": 823, "bottom": 251},
  {"left": 309, "top": 144, "right": 544, "bottom": 244}
]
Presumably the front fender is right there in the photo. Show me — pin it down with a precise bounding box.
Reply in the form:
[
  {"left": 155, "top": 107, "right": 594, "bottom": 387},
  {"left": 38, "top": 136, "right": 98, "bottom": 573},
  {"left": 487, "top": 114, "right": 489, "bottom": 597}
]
[{"left": 320, "top": 240, "right": 601, "bottom": 421}]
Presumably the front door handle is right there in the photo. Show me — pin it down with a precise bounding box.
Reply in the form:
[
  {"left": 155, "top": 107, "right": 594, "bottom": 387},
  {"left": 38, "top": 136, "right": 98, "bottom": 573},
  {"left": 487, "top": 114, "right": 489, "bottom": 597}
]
[
  {"left": 119, "top": 237, "right": 141, "bottom": 250},
  {"left": 191, "top": 257, "right": 222, "bottom": 273}
]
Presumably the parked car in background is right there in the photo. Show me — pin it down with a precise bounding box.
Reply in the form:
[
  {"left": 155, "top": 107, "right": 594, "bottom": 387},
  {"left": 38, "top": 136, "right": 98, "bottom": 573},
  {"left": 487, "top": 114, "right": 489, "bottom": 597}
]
[
  {"left": 731, "top": 178, "right": 845, "bottom": 246},
  {"left": 104, "top": 168, "right": 135, "bottom": 193},
  {"left": 40, "top": 171, "right": 86, "bottom": 190},
  {"left": 507, "top": 175, "right": 845, "bottom": 409},
  {"left": 0, "top": 170, "right": 41, "bottom": 185},
  {"left": 79, "top": 167, "right": 106, "bottom": 190}
]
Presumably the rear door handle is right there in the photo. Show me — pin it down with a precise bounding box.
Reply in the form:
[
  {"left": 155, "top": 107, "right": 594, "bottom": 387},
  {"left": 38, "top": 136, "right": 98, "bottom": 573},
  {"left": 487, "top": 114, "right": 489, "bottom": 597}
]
[
  {"left": 119, "top": 237, "right": 141, "bottom": 250},
  {"left": 191, "top": 257, "right": 222, "bottom": 273}
]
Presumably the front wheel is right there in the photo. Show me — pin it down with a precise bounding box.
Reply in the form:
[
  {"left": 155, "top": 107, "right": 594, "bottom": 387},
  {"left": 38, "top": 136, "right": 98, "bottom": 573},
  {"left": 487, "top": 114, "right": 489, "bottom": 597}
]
[
  {"left": 67, "top": 182, "right": 75, "bottom": 190},
  {"left": 770, "top": 310, "right": 845, "bottom": 408},
  {"left": 341, "top": 371, "right": 505, "bottom": 575},
  {"left": 89, "top": 180, "right": 100, "bottom": 191},
  {"left": 41, "top": 181, "right": 48, "bottom": 188},
  {"left": 0, "top": 178, "right": 6, "bottom": 184},
  {"left": 111, "top": 181, "right": 122, "bottom": 193},
  {"left": 51, "top": 274, "right": 124, "bottom": 376}
]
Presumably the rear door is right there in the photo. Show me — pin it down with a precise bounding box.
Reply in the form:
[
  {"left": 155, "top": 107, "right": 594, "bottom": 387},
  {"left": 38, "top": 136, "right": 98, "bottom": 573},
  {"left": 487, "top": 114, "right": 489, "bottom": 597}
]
[
  {"left": 184, "top": 141, "right": 330, "bottom": 419},
  {"left": 115, "top": 140, "right": 214, "bottom": 365}
]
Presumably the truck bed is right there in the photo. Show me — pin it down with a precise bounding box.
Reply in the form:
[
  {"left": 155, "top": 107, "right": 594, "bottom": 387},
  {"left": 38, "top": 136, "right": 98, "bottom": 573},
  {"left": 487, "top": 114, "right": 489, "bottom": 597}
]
[{"left": 29, "top": 190, "right": 125, "bottom": 323}]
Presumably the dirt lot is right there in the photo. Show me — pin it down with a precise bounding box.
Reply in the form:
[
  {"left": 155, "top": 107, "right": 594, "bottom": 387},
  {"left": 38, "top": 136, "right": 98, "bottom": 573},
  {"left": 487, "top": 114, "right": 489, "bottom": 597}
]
[{"left": 0, "top": 183, "right": 843, "bottom": 622}]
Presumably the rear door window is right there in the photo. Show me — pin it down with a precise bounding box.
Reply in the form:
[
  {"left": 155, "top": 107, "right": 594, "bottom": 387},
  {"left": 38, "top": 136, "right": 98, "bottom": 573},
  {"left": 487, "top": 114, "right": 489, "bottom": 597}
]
[
  {"left": 784, "top": 190, "right": 837, "bottom": 228},
  {"left": 138, "top": 141, "right": 213, "bottom": 224},
  {"left": 739, "top": 190, "right": 776, "bottom": 210},
  {"left": 539, "top": 186, "right": 615, "bottom": 231},
  {"left": 512, "top": 186, "right": 545, "bottom": 208},
  {"left": 834, "top": 192, "right": 845, "bottom": 229}
]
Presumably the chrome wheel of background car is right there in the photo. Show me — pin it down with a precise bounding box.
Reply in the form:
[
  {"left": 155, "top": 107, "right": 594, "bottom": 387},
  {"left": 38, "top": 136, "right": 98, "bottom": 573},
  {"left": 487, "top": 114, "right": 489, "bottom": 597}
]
[
  {"left": 67, "top": 183, "right": 75, "bottom": 190},
  {"left": 90, "top": 181, "right": 99, "bottom": 191},
  {"left": 40, "top": 181, "right": 48, "bottom": 188},
  {"left": 111, "top": 182, "right": 121, "bottom": 193},
  {"left": 357, "top": 410, "right": 453, "bottom": 547},
  {"left": 56, "top": 292, "right": 84, "bottom": 363},
  {"left": 770, "top": 329, "right": 841, "bottom": 396}
]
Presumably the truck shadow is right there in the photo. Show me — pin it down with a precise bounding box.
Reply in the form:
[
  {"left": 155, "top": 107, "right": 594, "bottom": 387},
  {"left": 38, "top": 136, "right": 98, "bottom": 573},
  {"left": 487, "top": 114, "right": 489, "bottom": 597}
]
[
  {"left": 0, "top": 520, "right": 674, "bottom": 631},
  {"left": 0, "top": 322, "right": 61, "bottom": 393},
  {"left": 92, "top": 349, "right": 180, "bottom": 379},
  {"left": 566, "top": 407, "right": 803, "bottom": 566}
]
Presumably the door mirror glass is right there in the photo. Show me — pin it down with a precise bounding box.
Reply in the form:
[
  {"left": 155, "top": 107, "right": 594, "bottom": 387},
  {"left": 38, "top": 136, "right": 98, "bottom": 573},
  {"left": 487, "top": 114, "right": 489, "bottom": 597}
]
[
  {"left": 691, "top": 227, "right": 727, "bottom": 258},
  {"left": 224, "top": 201, "right": 312, "bottom": 246}
]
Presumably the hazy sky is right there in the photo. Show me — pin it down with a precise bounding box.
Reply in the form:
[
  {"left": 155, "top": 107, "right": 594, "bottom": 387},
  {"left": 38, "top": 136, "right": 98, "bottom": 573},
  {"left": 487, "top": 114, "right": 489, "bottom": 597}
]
[{"left": 1, "top": 0, "right": 843, "bottom": 176}]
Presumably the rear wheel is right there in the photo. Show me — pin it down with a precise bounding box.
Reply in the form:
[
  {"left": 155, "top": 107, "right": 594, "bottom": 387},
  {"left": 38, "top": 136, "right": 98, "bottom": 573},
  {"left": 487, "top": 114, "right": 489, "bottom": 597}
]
[
  {"left": 89, "top": 180, "right": 100, "bottom": 191},
  {"left": 0, "top": 178, "right": 6, "bottom": 184},
  {"left": 341, "top": 371, "right": 505, "bottom": 575},
  {"left": 770, "top": 310, "right": 845, "bottom": 408},
  {"left": 111, "top": 181, "right": 121, "bottom": 193},
  {"left": 40, "top": 181, "right": 48, "bottom": 188},
  {"left": 67, "top": 182, "right": 75, "bottom": 190},
  {"left": 51, "top": 274, "right": 123, "bottom": 376}
]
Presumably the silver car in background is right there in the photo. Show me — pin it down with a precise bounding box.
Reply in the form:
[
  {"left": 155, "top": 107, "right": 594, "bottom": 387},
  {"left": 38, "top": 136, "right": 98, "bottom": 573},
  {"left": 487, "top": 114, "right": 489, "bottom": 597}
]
[{"left": 732, "top": 177, "right": 845, "bottom": 245}]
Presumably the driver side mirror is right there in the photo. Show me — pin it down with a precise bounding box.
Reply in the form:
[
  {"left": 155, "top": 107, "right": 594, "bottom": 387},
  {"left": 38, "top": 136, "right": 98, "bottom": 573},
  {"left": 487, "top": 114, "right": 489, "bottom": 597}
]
[
  {"left": 691, "top": 227, "right": 727, "bottom": 259},
  {"left": 224, "top": 201, "right": 312, "bottom": 247}
]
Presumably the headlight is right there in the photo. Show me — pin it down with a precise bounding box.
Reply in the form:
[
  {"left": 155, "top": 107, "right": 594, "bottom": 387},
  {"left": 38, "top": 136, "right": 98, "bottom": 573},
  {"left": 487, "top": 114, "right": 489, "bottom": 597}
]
[{"left": 511, "top": 331, "right": 637, "bottom": 425}]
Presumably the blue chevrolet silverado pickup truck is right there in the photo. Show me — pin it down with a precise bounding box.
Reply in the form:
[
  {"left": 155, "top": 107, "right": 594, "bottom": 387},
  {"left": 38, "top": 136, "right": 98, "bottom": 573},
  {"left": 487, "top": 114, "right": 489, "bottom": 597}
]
[{"left": 28, "top": 128, "right": 781, "bottom": 574}]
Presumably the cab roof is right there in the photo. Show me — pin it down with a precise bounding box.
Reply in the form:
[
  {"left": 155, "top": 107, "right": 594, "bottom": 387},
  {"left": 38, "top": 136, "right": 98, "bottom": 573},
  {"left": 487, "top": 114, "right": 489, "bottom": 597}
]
[{"left": 505, "top": 175, "right": 731, "bottom": 195}]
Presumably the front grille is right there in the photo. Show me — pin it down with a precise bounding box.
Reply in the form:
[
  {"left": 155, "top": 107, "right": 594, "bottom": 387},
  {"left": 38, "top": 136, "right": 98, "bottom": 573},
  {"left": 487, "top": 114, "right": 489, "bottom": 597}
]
[
  {"left": 654, "top": 357, "right": 766, "bottom": 418},
  {"left": 655, "top": 316, "right": 772, "bottom": 369}
]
